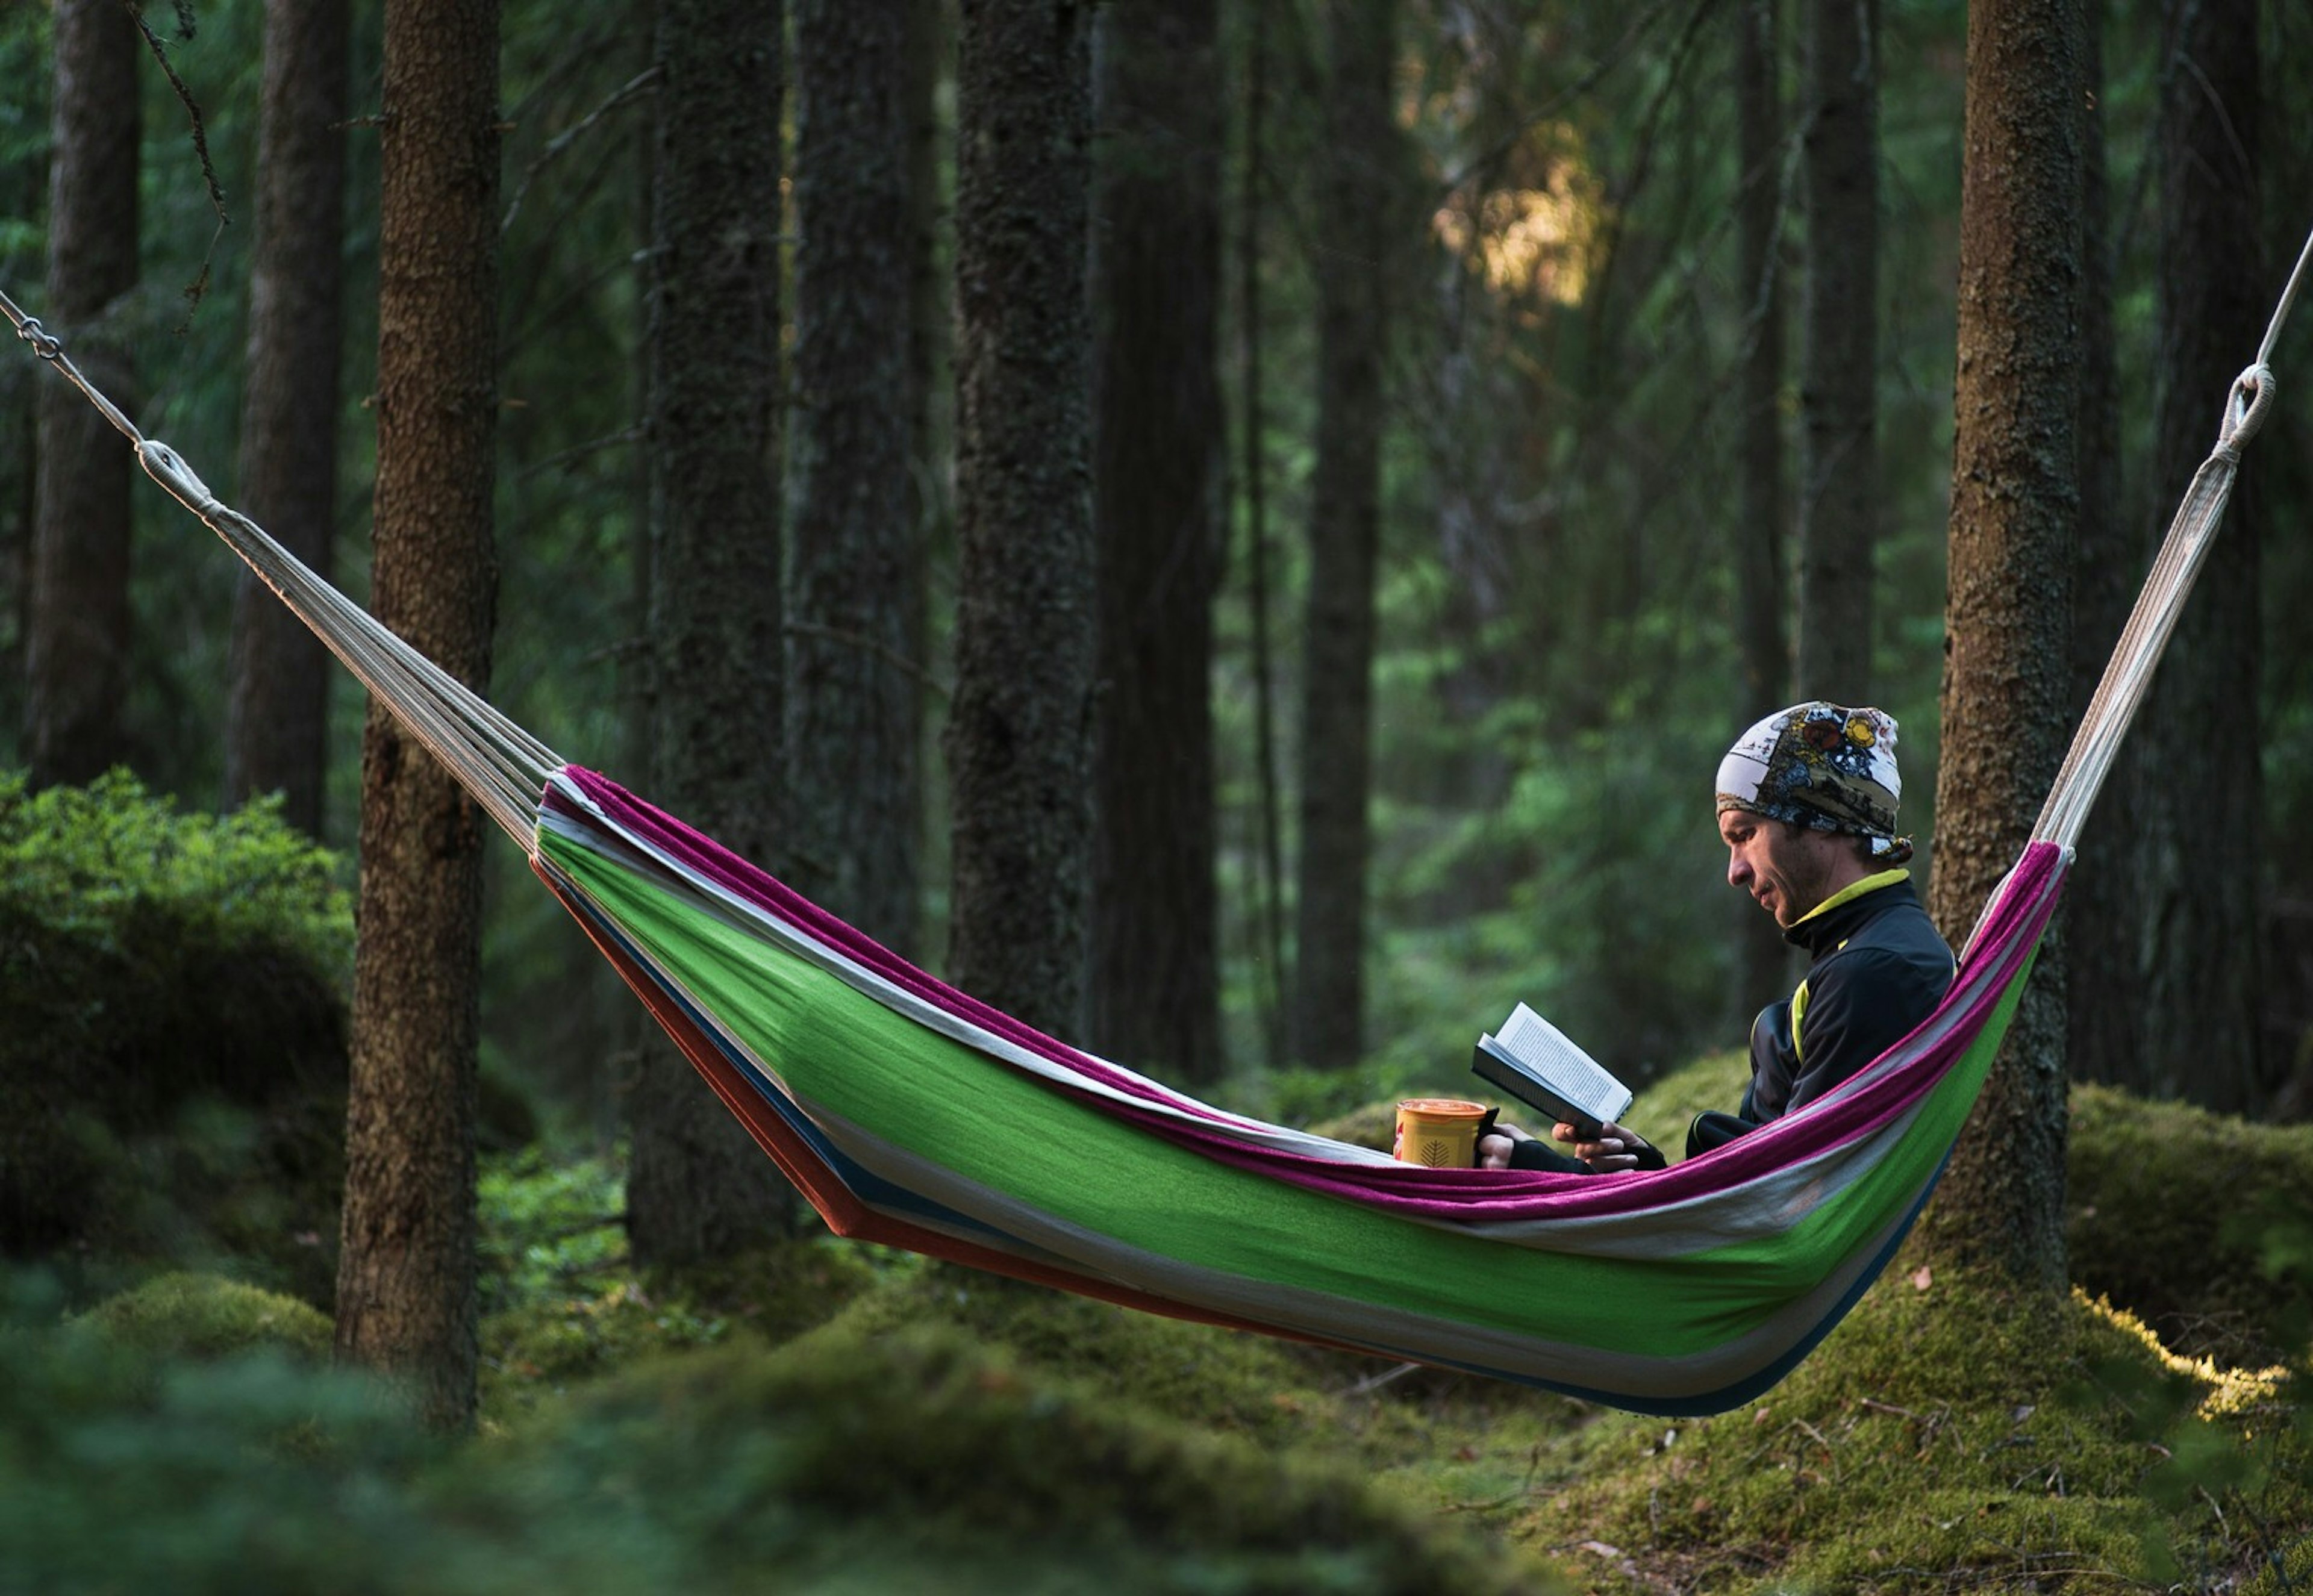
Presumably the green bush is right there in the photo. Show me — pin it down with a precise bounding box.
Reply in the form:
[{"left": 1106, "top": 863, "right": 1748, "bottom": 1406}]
[
  {"left": 478, "top": 1146, "right": 631, "bottom": 1317},
  {"left": 0, "top": 771, "right": 354, "bottom": 1303},
  {"left": 0, "top": 770, "right": 352, "bottom": 974}
]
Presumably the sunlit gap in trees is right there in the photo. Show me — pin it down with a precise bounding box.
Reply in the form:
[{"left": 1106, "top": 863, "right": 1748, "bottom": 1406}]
[{"left": 1432, "top": 152, "right": 1603, "bottom": 313}]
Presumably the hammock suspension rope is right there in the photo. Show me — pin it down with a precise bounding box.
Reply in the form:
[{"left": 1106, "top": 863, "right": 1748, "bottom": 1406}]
[{"left": 2, "top": 281, "right": 559, "bottom": 844}]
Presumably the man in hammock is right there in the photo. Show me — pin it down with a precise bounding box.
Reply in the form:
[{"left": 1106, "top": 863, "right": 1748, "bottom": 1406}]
[{"left": 1479, "top": 701, "right": 1955, "bottom": 1173}]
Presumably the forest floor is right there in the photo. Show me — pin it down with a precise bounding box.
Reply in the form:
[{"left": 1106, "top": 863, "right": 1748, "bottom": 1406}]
[{"left": 5, "top": 1055, "right": 2309, "bottom": 1594}]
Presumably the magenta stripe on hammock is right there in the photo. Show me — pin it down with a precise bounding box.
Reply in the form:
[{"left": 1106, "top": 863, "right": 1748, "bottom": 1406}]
[{"left": 547, "top": 767, "right": 2064, "bottom": 1223}]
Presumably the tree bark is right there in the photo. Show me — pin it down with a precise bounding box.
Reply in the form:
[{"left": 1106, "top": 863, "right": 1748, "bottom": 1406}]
[
  {"left": 1732, "top": 0, "right": 1794, "bottom": 1018},
  {"left": 2, "top": 396, "right": 30, "bottom": 742},
  {"left": 1794, "top": 0, "right": 1878, "bottom": 702},
  {"left": 2064, "top": 0, "right": 2143, "bottom": 1094},
  {"left": 899, "top": 0, "right": 950, "bottom": 949},
  {"left": 1, "top": 67, "right": 46, "bottom": 739},
  {"left": 1088, "top": 0, "right": 1223, "bottom": 1079},
  {"left": 2132, "top": 0, "right": 2265, "bottom": 1111},
  {"left": 1917, "top": 0, "right": 2084, "bottom": 1292},
  {"left": 790, "top": 0, "right": 920, "bottom": 957},
  {"left": 1237, "top": 0, "right": 1287, "bottom": 1070},
  {"left": 627, "top": 0, "right": 795, "bottom": 1264},
  {"left": 334, "top": 0, "right": 501, "bottom": 1430},
  {"left": 944, "top": 0, "right": 1095, "bottom": 1043},
  {"left": 27, "top": 0, "right": 139, "bottom": 790},
  {"left": 224, "top": 0, "right": 349, "bottom": 837},
  {"left": 1290, "top": 0, "right": 1396, "bottom": 1069}
]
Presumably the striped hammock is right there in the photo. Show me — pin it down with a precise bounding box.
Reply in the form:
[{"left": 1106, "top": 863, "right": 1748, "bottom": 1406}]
[
  {"left": 0, "top": 239, "right": 2296, "bottom": 1411},
  {"left": 535, "top": 762, "right": 2064, "bottom": 1412}
]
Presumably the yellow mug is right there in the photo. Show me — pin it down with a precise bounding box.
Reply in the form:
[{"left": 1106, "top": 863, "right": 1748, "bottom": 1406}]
[{"left": 1393, "top": 1098, "right": 1490, "bottom": 1168}]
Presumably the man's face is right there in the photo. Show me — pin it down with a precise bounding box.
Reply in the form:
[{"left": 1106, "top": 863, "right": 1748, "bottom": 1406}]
[{"left": 1718, "top": 809, "right": 1851, "bottom": 928}]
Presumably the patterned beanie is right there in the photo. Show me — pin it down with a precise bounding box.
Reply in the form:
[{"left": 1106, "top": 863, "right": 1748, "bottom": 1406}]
[{"left": 1714, "top": 702, "right": 1913, "bottom": 864}]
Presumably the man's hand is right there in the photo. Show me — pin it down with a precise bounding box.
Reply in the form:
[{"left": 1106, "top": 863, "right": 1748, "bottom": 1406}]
[
  {"left": 1480, "top": 1119, "right": 1657, "bottom": 1172},
  {"left": 1558, "top": 1120, "right": 1651, "bottom": 1171},
  {"left": 1476, "top": 1124, "right": 1532, "bottom": 1170}
]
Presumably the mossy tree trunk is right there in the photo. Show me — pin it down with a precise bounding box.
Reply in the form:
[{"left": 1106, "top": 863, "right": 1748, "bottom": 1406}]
[
  {"left": 2132, "top": 0, "right": 2266, "bottom": 1112},
  {"left": 1793, "top": 0, "right": 1878, "bottom": 703},
  {"left": 1290, "top": 0, "right": 1396, "bottom": 1070},
  {"left": 1088, "top": 0, "right": 1223, "bottom": 1081},
  {"left": 335, "top": 0, "right": 501, "bottom": 1431},
  {"left": 627, "top": 0, "right": 796, "bottom": 1264},
  {"left": 944, "top": 0, "right": 1095, "bottom": 1043},
  {"left": 224, "top": 0, "right": 349, "bottom": 838},
  {"left": 27, "top": 0, "right": 138, "bottom": 789},
  {"left": 1915, "top": 0, "right": 2084, "bottom": 1292}
]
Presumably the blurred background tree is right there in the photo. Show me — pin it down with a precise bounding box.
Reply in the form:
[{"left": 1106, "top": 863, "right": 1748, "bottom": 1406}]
[
  {"left": 1089, "top": 0, "right": 1226, "bottom": 1085},
  {"left": 26, "top": 0, "right": 139, "bottom": 788},
  {"left": 222, "top": 0, "right": 347, "bottom": 839},
  {"left": 626, "top": 0, "right": 795, "bottom": 1267}
]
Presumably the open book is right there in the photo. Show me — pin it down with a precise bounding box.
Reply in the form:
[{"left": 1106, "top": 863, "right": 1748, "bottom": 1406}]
[{"left": 1471, "top": 1002, "right": 1634, "bottom": 1138}]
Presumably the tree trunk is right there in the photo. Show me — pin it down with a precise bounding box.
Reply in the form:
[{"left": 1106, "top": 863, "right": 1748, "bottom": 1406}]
[
  {"left": 334, "top": 0, "right": 501, "bottom": 1431},
  {"left": 944, "top": 0, "right": 1095, "bottom": 1043},
  {"left": 790, "top": 0, "right": 920, "bottom": 958},
  {"left": 1088, "top": 0, "right": 1223, "bottom": 1080},
  {"left": 627, "top": 0, "right": 794, "bottom": 1265},
  {"left": 2132, "top": 0, "right": 2265, "bottom": 1112},
  {"left": 900, "top": 0, "right": 950, "bottom": 951},
  {"left": 1290, "top": 0, "right": 1396, "bottom": 1070},
  {"left": 1793, "top": 0, "right": 1878, "bottom": 702},
  {"left": 2, "top": 396, "right": 30, "bottom": 745},
  {"left": 1732, "top": 0, "right": 1794, "bottom": 1018},
  {"left": 2064, "top": 0, "right": 2142, "bottom": 1093},
  {"left": 27, "top": 0, "right": 139, "bottom": 790},
  {"left": 224, "top": 0, "right": 349, "bottom": 837},
  {"left": 605, "top": 0, "right": 660, "bottom": 1161},
  {"left": 1, "top": 86, "right": 46, "bottom": 742},
  {"left": 1237, "top": 0, "right": 1288, "bottom": 1071},
  {"left": 1916, "top": 0, "right": 2084, "bottom": 1292},
  {"left": 1240, "top": 0, "right": 1295, "bottom": 1068}
]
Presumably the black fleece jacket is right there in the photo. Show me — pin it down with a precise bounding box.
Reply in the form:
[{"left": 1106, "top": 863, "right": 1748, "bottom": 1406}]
[{"left": 1689, "top": 870, "right": 1954, "bottom": 1156}]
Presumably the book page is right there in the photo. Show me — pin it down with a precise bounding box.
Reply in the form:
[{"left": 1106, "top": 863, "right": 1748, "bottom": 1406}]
[{"left": 1497, "top": 1003, "right": 1630, "bottom": 1123}]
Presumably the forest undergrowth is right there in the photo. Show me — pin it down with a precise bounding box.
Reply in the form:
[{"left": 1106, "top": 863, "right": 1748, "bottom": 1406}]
[{"left": 5, "top": 1050, "right": 2307, "bottom": 1595}]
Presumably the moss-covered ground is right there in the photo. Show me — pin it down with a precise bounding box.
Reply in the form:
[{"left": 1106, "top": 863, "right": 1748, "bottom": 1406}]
[{"left": 10, "top": 1051, "right": 2306, "bottom": 1595}]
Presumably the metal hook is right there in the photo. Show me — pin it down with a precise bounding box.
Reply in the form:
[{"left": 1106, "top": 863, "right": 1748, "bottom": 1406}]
[{"left": 14, "top": 313, "right": 62, "bottom": 363}]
